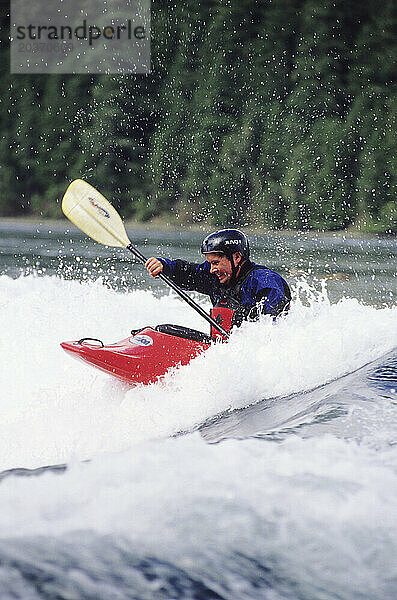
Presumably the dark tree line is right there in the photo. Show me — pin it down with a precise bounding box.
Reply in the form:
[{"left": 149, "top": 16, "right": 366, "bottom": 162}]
[{"left": 0, "top": 0, "right": 396, "bottom": 232}]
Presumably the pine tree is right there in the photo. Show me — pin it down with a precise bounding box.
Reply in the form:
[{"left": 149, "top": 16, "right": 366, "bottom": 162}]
[{"left": 347, "top": 0, "right": 397, "bottom": 230}]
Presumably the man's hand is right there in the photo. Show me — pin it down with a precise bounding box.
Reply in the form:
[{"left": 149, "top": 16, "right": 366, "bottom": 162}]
[{"left": 145, "top": 257, "right": 164, "bottom": 277}]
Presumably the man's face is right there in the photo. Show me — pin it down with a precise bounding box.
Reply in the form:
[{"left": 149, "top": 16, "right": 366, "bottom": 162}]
[{"left": 206, "top": 252, "right": 241, "bottom": 285}]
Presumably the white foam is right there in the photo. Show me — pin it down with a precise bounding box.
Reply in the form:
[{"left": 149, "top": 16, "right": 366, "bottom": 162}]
[
  {"left": 0, "top": 274, "right": 396, "bottom": 470},
  {"left": 0, "top": 434, "right": 395, "bottom": 597}
]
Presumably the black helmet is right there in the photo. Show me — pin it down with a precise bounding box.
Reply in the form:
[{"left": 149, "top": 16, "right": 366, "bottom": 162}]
[{"left": 201, "top": 229, "right": 250, "bottom": 260}]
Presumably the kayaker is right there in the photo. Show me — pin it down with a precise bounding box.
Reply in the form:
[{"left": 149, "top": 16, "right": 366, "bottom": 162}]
[{"left": 145, "top": 229, "right": 291, "bottom": 335}]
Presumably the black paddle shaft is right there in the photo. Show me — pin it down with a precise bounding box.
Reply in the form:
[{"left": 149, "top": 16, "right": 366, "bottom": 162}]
[{"left": 126, "top": 243, "right": 230, "bottom": 339}]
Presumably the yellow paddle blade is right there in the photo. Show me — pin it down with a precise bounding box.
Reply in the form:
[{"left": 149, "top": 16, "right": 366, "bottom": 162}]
[{"left": 62, "top": 179, "right": 131, "bottom": 248}]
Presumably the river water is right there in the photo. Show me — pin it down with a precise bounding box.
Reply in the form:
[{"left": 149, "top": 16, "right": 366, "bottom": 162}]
[{"left": 0, "top": 221, "right": 396, "bottom": 599}]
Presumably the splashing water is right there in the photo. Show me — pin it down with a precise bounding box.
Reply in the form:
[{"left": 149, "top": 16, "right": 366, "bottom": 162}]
[
  {"left": 0, "top": 272, "right": 396, "bottom": 600},
  {"left": 1, "top": 273, "right": 396, "bottom": 470}
]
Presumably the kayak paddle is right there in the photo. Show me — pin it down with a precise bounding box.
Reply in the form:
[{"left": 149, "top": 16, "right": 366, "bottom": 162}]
[{"left": 62, "top": 179, "right": 230, "bottom": 338}]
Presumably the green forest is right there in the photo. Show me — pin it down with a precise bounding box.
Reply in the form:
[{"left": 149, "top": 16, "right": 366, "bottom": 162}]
[{"left": 0, "top": 0, "right": 396, "bottom": 232}]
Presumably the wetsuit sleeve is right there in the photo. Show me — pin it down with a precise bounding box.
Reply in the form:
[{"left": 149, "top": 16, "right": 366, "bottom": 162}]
[
  {"left": 243, "top": 271, "right": 290, "bottom": 319},
  {"left": 158, "top": 258, "right": 212, "bottom": 295},
  {"left": 255, "top": 287, "right": 288, "bottom": 317}
]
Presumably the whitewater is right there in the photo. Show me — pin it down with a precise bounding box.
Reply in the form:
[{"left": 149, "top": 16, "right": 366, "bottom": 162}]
[{"left": 0, "top": 268, "right": 396, "bottom": 598}]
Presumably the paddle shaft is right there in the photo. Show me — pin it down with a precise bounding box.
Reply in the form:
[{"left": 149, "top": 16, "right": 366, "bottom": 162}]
[{"left": 127, "top": 244, "right": 230, "bottom": 339}]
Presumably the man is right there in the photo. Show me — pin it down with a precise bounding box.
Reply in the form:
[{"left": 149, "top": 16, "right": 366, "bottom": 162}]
[{"left": 145, "top": 229, "right": 291, "bottom": 335}]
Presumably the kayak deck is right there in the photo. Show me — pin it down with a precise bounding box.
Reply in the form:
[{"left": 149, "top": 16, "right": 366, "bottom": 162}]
[{"left": 61, "top": 325, "right": 212, "bottom": 385}]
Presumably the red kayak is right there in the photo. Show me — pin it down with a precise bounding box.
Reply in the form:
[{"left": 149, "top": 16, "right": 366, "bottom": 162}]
[{"left": 60, "top": 324, "right": 213, "bottom": 385}]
